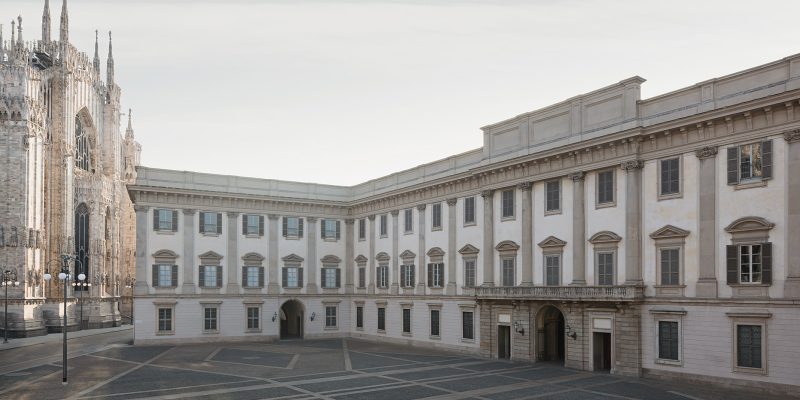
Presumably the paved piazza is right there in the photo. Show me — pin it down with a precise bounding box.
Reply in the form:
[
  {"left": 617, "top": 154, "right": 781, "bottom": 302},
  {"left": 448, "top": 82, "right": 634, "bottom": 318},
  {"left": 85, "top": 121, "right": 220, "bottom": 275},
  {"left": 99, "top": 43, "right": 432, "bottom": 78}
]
[{"left": 0, "top": 336, "right": 785, "bottom": 400}]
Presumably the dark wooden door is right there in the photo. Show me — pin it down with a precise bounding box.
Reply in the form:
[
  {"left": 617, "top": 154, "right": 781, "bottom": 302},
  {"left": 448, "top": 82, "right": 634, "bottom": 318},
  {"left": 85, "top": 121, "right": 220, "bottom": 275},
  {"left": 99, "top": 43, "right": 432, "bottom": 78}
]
[
  {"left": 498, "top": 326, "right": 511, "bottom": 359},
  {"left": 593, "top": 332, "right": 611, "bottom": 371}
]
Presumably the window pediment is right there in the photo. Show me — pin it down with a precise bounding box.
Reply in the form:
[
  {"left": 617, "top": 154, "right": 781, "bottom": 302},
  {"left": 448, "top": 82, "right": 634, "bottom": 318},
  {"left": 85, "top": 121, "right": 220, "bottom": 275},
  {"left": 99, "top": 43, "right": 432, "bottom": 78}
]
[
  {"left": 399, "top": 250, "right": 416, "bottom": 260},
  {"left": 354, "top": 254, "right": 368, "bottom": 265},
  {"left": 152, "top": 249, "right": 179, "bottom": 263},
  {"left": 282, "top": 253, "right": 304, "bottom": 263},
  {"left": 458, "top": 244, "right": 479, "bottom": 255},
  {"left": 495, "top": 240, "right": 520, "bottom": 254},
  {"left": 320, "top": 254, "right": 341, "bottom": 264},
  {"left": 375, "top": 252, "right": 390, "bottom": 262},
  {"left": 650, "top": 225, "right": 690, "bottom": 240},
  {"left": 538, "top": 236, "right": 567, "bottom": 248},
  {"left": 724, "top": 217, "right": 774, "bottom": 235},
  {"left": 199, "top": 250, "right": 223, "bottom": 265},
  {"left": 426, "top": 247, "right": 445, "bottom": 257},
  {"left": 241, "top": 252, "right": 264, "bottom": 266},
  {"left": 588, "top": 231, "right": 622, "bottom": 244}
]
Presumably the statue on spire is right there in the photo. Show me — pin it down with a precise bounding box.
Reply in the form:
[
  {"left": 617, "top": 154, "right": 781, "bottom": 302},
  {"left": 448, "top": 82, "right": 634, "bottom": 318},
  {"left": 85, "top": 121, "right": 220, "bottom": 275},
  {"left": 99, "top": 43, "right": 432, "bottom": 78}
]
[
  {"left": 93, "top": 29, "right": 100, "bottom": 73},
  {"left": 42, "top": 0, "right": 51, "bottom": 42},
  {"left": 59, "top": 0, "right": 68, "bottom": 44},
  {"left": 106, "top": 30, "right": 114, "bottom": 85}
]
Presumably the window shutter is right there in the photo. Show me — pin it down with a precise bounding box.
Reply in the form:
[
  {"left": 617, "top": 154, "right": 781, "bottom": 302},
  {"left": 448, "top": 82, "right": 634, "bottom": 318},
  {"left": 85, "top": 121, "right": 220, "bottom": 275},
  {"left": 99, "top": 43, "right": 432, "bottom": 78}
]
[
  {"left": 298, "top": 218, "right": 304, "bottom": 238},
  {"left": 153, "top": 210, "right": 159, "bottom": 230},
  {"left": 440, "top": 264, "right": 445, "bottom": 287},
  {"left": 259, "top": 216, "right": 265, "bottom": 236},
  {"left": 171, "top": 210, "right": 178, "bottom": 231},
  {"left": 336, "top": 221, "right": 341, "bottom": 239},
  {"left": 281, "top": 267, "right": 288, "bottom": 287},
  {"left": 762, "top": 242, "right": 772, "bottom": 284},
  {"left": 376, "top": 267, "right": 380, "bottom": 286},
  {"left": 216, "top": 213, "right": 222, "bottom": 234},
  {"left": 727, "top": 147, "right": 739, "bottom": 185},
  {"left": 216, "top": 266, "right": 223, "bottom": 287},
  {"left": 171, "top": 265, "right": 178, "bottom": 287},
  {"left": 199, "top": 266, "right": 205, "bottom": 287},
  {"left": 152, "top": 265, "right": 159, "bottom": 287},
  {"left": 320, "top": 269, "right": 326, "bottom": 288},
  {"left": 761, "top": 140, "right": 773, "bottom": 179},
  {"left": 282, "top": 217, "right": 287, "bottom": 237},
  {"left": 320, "top": 219, "right": 325, "bottom": 238},
  {"left": 242, "top": 267, "right": 248, "bottom": 287},
  {"left": 428, "top": 264, "right": 433, "bottom": 288},
  {"left": 726, "top": 245, "right": 738, "bottom": 284},
  {"left": 400, "top": 265, "right": 407, "bottom": 286},
  {"left": 410, "top": 265, "right": 415, "bottom": 287},
  {"left": 199, "top": 212, "right": 205, "bottom": 233},
  {"left": 336, "top": 268, "right": 341, "bottom": 288},
  {"left": 298, "top": 268, "right": 304, "bottom": 288},
  {"left": 242, "top": 214, "right": 247, "bottom": 235},
  {"left": 258, "top": 267, "right": 265, "bottom": 287}
]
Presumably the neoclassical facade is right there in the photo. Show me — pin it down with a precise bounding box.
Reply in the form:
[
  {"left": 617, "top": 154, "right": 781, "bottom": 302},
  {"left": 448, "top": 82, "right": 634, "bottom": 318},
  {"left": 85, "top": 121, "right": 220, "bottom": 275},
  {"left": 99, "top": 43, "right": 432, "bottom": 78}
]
[
  {"left": 0, "top": 1, "right": 141, "bottom": 337},
  {"left": 130, "top": 54, "right": 800, "bottom": 394}
]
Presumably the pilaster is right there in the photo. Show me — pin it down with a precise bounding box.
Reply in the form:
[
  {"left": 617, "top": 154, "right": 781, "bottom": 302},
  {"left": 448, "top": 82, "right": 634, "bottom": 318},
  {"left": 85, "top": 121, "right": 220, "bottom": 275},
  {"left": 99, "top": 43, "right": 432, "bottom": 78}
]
[
  {"left": 390, "top": 210, "right": 400, "bottom": 294},
  {"left": 569, "top": 172, "right": 586, "bottom": 285},
  {"left": 182, "top": 209, "right": 195, "bottom": 293},
  {"left": 368, "top": 215, "right": 376, "bottom": 294},
  {"left": 267, "top": 214, "right": 280, "bottom": 294},
  {"left": 519, "top": 182, "right": 533, "bottom": 286},
  {"left": 783, "top": 130, "right": 800, "bottom": 297},
  {"left": 416, "top": 204, "right": 426, "bottom": 292},
  {"left": 306, "top": 217, "right": 318, "bottom": 294},
  {"left": 695, "top": 146, "right": 718, "bottom": 297},
  {"left": 621, "top": 160, "right": 643, "bottom": 285},
  {"left": 133, "top": 205, "right": 149, "bottom": 295},
  {"left": 446, "top": 198, "right": 458, "bottom": 295},
  {"left": 225, "top": 211, "right": 239, "bottom": 293},
  {"left": 345, "top": 218, "right": 355, "bottom": 294},
  {"left": 481, "top": 190, "right": 495, "bottom": 286}
]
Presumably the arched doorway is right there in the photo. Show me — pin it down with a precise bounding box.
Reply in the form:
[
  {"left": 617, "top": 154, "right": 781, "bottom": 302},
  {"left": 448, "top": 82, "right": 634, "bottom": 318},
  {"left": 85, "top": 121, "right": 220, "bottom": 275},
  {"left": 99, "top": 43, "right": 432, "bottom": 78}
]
[
  {"left": 280, "top": 300, "right": 304, "bottom": 339},
  {"left": 536, "top": 305, "right": 565, "bottom": 363}
]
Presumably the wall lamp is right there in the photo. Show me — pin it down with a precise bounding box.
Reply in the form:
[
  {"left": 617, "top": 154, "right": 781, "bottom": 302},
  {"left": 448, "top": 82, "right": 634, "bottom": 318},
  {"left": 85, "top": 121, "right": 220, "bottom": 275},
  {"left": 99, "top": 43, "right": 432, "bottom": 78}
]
[
  {"left": 513, "top": 321, "right": 525, "bottom": 336},
  {"left": 565, "top": 324, "right": 578, "bottom": 340},
  {"left": 310, "top": 312, "right": 316, "bottom": 321},
  {"left": 272, "top": 312, "right": 277, "bottom": 322}
]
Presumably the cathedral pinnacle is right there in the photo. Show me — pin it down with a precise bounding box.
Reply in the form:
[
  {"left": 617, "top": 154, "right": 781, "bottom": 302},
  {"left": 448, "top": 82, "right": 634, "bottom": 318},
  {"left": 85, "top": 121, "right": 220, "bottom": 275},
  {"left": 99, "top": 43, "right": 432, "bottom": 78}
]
[
  {"left": 107, "top": 31, "right": 114, "bottom": 84},
  {"left": 126, "top": 109, "right": 135, "bottom": 140},
  {"left": 93, "top": 29, "right": 100, "bottom": 73},
  {"left": 17, "top": 16, "right": 23, "bottom": 47},
  {"left": 10, "top": 20, "right": 15, "bottom": 47},
  {"left": 59, "top": 0, "right": 68, "bottom": 44},
  {"left": 42, "top": 0, "right": 51, "bottom": 42}
]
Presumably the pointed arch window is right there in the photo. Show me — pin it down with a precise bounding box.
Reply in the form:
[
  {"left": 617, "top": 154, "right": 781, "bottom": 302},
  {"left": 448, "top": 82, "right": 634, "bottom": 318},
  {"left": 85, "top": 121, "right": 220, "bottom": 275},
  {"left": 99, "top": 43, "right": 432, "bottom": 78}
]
[
  {"left": 75, "top": 116, "right": 91, "bottom": 171},
  {"left": 75, "top": 203, "right": 90, "bottom": 291}
]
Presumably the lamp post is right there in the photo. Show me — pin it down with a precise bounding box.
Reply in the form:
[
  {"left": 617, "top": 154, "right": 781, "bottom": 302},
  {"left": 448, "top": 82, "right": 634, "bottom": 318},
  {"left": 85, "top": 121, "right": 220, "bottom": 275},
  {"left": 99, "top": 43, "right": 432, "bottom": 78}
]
[
  {"left": 2, "top": 268, "right": 20, "bottom": 343},
  {"left": 124, "top": 274, "right": 135, "bottom": 343},
  {"left": 43, "top": 254, "right": 76, "bottom": 384},
  {"left": 71, "top": 263, "right": 88, "bottom": 330}
]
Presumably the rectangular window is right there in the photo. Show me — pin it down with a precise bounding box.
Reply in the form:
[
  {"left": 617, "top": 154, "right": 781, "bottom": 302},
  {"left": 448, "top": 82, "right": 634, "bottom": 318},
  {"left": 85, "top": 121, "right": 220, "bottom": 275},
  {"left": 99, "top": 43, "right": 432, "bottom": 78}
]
[
  {"left": 545, "top": 255, "right": 560, "bottom": 286},
  {"left": 430, "top": 309, "right": 440, "bottom": 337},
  {"left": 358, "top": 219, "right": 366, "bottom": 240},
  {"left": 660, "top": 158, "right": 680, "bottom": 196},
  {"left": 325, "top": 306, "right": 337, "bottom": 328},
  {"left": 432, "top": 203, "right": 442, "bottom": 229},
  {"left": 428, "top": 263, "right": 444, "bottom": 288},
  {"left": 377, "top": 265, "right": 388, "bottom": 288},
  {"left": 245, "top": 266, "right": 260, "bottom": 287},
  {"left": 245, "top": 214, "right": 261, "bottom": 236},
  {"left": 377, "top": 307, "right": 386, "bottom": 331},
  {"left": 739, "top": 244, "right": 762, "bottom": 284},
  {"left": 322, "top": 219, "right": 338, "bottom": 239},
  {"left": 658, "top": 321, "right": 679, "bottom": 361},
  {"left": 728, "top": 141, "right": 772, "bottom": 185},
  {"left": 201, "top": 212, "right": 219, "bottom": 234},
  {"left": 597, "top": 170, "right": 615, "bottom": 205},
  {"left": 380, "top": 214, "right": 388, "bottom": 237},
  {"left": 158, "top": 308, "right": 172, "bottom": 332},
  {"left": 356, "top": 306, "right": 364, "bottom": 329},
  {"left": 597, "top": 252, "right": 614, "bottom": 285},
  {"left": 401, "top": 264, "right": 415, "bottom": 288},
  {"left": 285, "top": 267, "right": 299, "bottom": 288},
  {"left": 322, "top": 268, "right": 339, "bottom": 288},
  {"left": 358, "top": 267, "right": 366, "bottom": 288},
  {"left": 545, "top": 180, "right": 560, "bottom": 212},
  {"left": 404, "top": 209, "right": 413, "bottom": 233},
  {"left": 736, "top": 325, "right": 762, "bottom": 369},
  {"left": 284, "top": 217, "right": 301, "bottom": 237},
  {"left": 501, "top": 189, "right": 515, "bottom": 218},
  {"left": 463, "top": 197, "right": 475, "bottom": 225},
  {"left": 462, "top": 311, "right": 474, "bottom": 340},
  {"left": 502, "top": 258, "right": 515, "bottom": 287},
  {"left": 247, "top": 307, "right": 259, "bottom": 330},
  {"left": 402, "top": 308, "right": 411, "bottom": 333},
  {"left": 660, "top": 248, "right": 680, "bottom": 285},
  {"left": 158, "top": 265, "right": 173, "bottom": 287},
  {"left": 156, "top": 209, "right": 175, "bottom": 231},
  {"left": 204, "top": 307, "right": 218, "bottom": 332},
  {"left": 464, "top": 260, "right": 476, "bottom": 288},
  {"left": 201, "top": 265, "right": 219, "bottom": 287},
  {"left": 739, "top": 143, "right": 763, "bottom": 181}
]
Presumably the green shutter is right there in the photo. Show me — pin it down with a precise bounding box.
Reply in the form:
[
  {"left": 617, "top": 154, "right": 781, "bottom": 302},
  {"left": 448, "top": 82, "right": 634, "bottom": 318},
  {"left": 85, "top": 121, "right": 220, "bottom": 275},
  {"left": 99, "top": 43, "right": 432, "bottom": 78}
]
[
  {"left": 199, "top": 266, "right": 205, "bottom": 287},
  {"left": 410, "top": 265, "right": 415, "bottom": 287},
  {"left": 171, "top": 265, "right": 178, "bottom": 287},
  {"left": 321, "top": 219, "right": 325, "bottom": 239},
  {"left": 172, "top": 210, "right": 178, "bottom": 232},
  {"left": 298, "top": 218, "right": 304, "bottom": 238},
  {"left": 242, "top": 267, "right": 248, "bottom": 287},
  {"left": 282, "top": 217, "right": 287, "bottom": 237},
  {"left": 336, "top": 268, "right": 341, "bottom": 288},
  {"left": 153, "top": 210, "right": 159, "bottom": 231},
  {"left": 727, "top": 147, "right": 739, "bottom": 185},
  {"left": 216, "top": 266, "right": 223, "bottom": 287},
  {"left": 152, "top": 264, "right": 159, "bottom": 287},
  {"left": 281, "top": 267, "right": 288, "bottom": 287},
  {"left": 427, "top": 264, "right": 433, "bottom": 288},
  {"left": 259, "top": 216, "right": 265, "bottom": 236},
  {"left": 258, "top": 267, "right": 265, "bottom": 287},
  {"left": 199, "top": 212, "right": 205, "bottom": 233},
  {"left": 242, "top": 214, "right": 247, "bottom": 235},
  {"left": 726, "top": 245, "right": 738, "bottom": 284},
  {"left": 298, "top": 268, "right": 304, "bottom": 288},
  {"left": 216, "top": 213, "right": 222, "bottom": 234},
  {"left": 336, "top": 221, "right": 341, "bottom": 240},
  {"left": 762, "top": 242, "right": 772, "bottom": 284},
  {"left": 761, "top": 140, "right": 773, "bottom": 179}
]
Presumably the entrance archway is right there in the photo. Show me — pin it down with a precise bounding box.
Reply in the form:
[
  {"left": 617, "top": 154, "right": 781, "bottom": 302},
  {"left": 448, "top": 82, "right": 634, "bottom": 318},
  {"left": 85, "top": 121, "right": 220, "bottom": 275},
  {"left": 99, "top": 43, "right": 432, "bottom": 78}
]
[
  {"left": 536, "top": 305, "right": 565, "bottom": 363},
  {"left": 280, "top": 300, "right": 304, "bottom": 339}
]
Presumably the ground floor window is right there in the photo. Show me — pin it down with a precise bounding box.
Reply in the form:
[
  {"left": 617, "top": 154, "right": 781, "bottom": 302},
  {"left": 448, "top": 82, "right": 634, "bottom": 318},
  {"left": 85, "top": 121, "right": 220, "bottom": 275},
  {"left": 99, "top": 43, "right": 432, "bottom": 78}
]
[
  {"left": 356, "top": 306, "right": 363, "bottom": 329},
  {"left": 377, "top": 307, "right": 386, "bottom": 331},
  {"left": 246, "top": 307, "right": 260, "bottom": 331},
  {"left": 430, "top": 309, "right": 440, "bottom": 337},
  {"left": 325, "top": 306, "right": 337, "bottom": 328},
  {"left": 657, "top": 321, "right": 679, "bottom": 361},
  {"left": 402, "top": 308, "right": 411, "bottom": 334},
  {"left": 203, "top": 307, "right": 218, "bottom": 332},
  {"left": 462, "top": 311, "right": 474, "bottom": 340},
  {"left": 157, "top": 308, "right": 173, "bottom": 333},
  {"left": 736, "top": 324, "right": 763, "bottom": 369}
]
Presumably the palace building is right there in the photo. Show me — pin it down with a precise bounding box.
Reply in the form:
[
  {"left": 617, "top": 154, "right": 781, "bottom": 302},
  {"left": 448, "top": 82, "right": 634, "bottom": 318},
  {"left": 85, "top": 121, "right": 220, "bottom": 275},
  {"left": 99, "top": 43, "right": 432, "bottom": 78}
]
[
  {"left": 0, "top": 1, "right": 141, "bottom": 337},
  {"left": 129, "top": 54, "right": 800, "bottom": 394}
]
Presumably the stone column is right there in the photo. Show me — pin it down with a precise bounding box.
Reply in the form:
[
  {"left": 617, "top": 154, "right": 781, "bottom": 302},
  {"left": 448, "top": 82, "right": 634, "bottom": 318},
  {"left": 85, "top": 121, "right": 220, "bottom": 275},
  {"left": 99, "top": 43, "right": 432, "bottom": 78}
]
[
  {"left": 306, "top": 217, "right": 318, "bottom": 294},
  {"left": 784, "top": 130, "right": 800, "bottom": 297},
  {"left": 267, "top": 214, "right": 280, "bottom": 294},
  {"left": 621, "top": 160, "right": 644, "bottom": 285},
  {"left": 345, "top": 218, "right": 355, "bottom": 294},
  {"left": 226, "top": 211, "right": 239, "bottom": 293},
  {"left": 481, "top": 190, "right": 495, "bottom": 286},
  {"left": 569, "top": 172, "right": 586, "bottom": 285},
  {"left": 133, "top": 205, "right": 149, "bottom": 295},
  {"left": 390, "top": 210, "right": 400, "bottom": 294},
  {"left": 446, "top": 198, "right": 458, "bottom": 295},
  {"left": 417, "top": 204, "right": 427, "bottom": 292},
  {"left": 695, "top": 146, "right": 718, "bottom": 297},
  {"left": 182, "top": 209, "right": 196, "bottom": 293},
  {"left": 368, "top": 215, "right": 376, "bottom": 294},
  {"left": 519, "top": 182, "right": 534, "bottom": 286}
]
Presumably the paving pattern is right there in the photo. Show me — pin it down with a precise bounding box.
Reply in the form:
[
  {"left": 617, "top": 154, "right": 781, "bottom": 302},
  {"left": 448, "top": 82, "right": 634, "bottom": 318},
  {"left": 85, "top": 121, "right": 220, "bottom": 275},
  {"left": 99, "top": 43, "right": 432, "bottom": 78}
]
[{"left": 0, "top": 338, "right": 789, "bottom": 400}]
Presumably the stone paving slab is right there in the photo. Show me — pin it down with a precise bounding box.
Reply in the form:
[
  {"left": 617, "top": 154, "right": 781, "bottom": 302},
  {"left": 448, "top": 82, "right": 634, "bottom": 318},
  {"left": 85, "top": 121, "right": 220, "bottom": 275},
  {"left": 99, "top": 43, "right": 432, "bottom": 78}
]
[
  {"left": 295, "top": 375, "right": 395, "bottom": 393},
  {"left": 333, "top": 384, "right": 449, "bottom": 400},
  {"left": 90, "top": 345, "right": 173, "bottom": 363},
  {"left": 212, "top": 347, "right": 297, "bottom": 368},
  {"left": 483, "top": 383, "right": 564, "bottom": 400},
  {"left": 428, "top": 374, "right": 526, "bottom": 392},
  {"left": 387, "top": 367, "right": 467, "bottom": 381}
]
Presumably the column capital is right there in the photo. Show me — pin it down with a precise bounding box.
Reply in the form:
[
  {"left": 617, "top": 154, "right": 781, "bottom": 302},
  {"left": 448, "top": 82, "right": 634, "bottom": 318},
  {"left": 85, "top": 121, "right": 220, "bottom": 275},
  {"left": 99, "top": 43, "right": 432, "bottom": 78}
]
[
  {"left": 620, "top": 159, "right": 644, "bottom": 171},
  {"left": 267, "top": 214, "right": 279, "bottom": 220},
  {"left": 345, "top": 218, "right": 355, "bottom": 225},
  {"left": 480, "top": 189, "right": 494, "bottom": 198},
  {"left": 416, "top": 204, "right": 427, "bottom": 211},
  {"left": 368, "top": 214, "right": 376, "bottom": 221},
  {"left": 226, "top": 211, "right": 239, "bottom": 218},
  {"left": 133, "top": 205, "right": 149, "bottom": 212},
  {"left": 446, "top": 197, "right": 458, "bottom": 207},
  {"left": 182, "top": 208, "right": 195, "bottom": 215},
  {"left": 568, "top": 171, "right": 585, "bottom": 181},
  {"left": 784, "top": 128, "right": 800, "bottom": 143},
  {"left": 306, "top": 217, "right": 318, "bottom": 223},
  {"left": 390, "top": 210, "right": 399, "bottom": 216},
  {"left": 517, "top": 181, "right": 533, "bottom": 191},
  {"left": 695, "top": 146, "right": 718, "bottom": 159}
]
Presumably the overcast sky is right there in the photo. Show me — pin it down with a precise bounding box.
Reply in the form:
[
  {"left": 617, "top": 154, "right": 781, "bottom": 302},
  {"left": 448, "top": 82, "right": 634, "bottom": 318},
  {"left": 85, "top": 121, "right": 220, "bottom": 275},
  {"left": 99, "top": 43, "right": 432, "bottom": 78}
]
[{"left": 5, "top": 0, "right": 800, "bottom": 185}]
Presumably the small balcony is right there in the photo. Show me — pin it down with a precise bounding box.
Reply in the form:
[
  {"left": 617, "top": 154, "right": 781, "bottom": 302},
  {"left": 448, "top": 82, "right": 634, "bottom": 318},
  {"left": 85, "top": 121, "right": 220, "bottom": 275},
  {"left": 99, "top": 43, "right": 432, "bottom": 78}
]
[{"left": 475, "top": 285, "right": 644, "bottom": 302}]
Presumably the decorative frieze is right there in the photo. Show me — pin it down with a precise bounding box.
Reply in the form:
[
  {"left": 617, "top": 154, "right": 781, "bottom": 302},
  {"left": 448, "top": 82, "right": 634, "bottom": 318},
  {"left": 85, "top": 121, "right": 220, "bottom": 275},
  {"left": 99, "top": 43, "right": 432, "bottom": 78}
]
[
  {"left": 620, "top": 159, "right": 644, "bottom": 171},
  {"left": 784, "top": 129, "right": 800, "bottom": 143},
  {"left": 695, "top": 146, "right": 718, "bottom": 159}
]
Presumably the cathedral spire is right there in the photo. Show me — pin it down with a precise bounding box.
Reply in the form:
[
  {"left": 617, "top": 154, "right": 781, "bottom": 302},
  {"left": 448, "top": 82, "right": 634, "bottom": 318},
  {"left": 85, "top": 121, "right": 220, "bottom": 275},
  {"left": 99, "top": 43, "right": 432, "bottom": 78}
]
[
  {"left": 42, "top": 0, "right": 51, "bottom": 42},
  {"left": 1, "top": 24, "right": 5, "bottom": 60},
  {"left": 16, "top": 16, "right": 23, "bottom": 48},
  {"left": 10, "top": 20, "right": 15, "bottom": 47},
  {"left": 59, "top": 0, "right": 68, "bottom": 44},
  {"left": 92, "top": 30, "right": 100, "bottom": 73},
  {"left": 106, "top": 31, "right": 114, "bottom": 85},
  {"left": 125, "top": 109, "right": 134, "bottom": 140}
]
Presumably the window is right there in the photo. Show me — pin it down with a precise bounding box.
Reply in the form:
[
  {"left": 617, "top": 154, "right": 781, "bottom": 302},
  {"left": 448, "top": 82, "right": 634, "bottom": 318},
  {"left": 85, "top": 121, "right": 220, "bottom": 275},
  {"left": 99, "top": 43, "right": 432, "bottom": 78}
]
[
  {"left": 736, "top": 324, "right": 763, "bottom": 369},
  {"left": 727, "top": 141, "right": 772, "bottom": 185},
  {"left": 322, "top": 219, "right": 340, "bottom": 240},
  {"left": 463, "top": 197, "right": 475, "bottom": 225},
  {"left": 545, "top": 255, "right": 560, "bottom": 286},
  {"left": 157, "top": 308, "right": 173, "bottom": 333},
  {"left": 597, "top": 170, "right": 615, "bottom": 205},
  {"left": 402, "top": 308, "right": 411, "bottom": 334},
  {"left": 377, "top": 307, "right": 386, "bottom": 331},
  {"left": 657, "top": 321, "right": 679, "bottom": 361},
  {"left": 430, "top": 309, "right": 440, "bottom": 337},
  {"left": 282, "top": 217, "right": 303, "bottom": 238},
  {"left": 358, "top": 219, "right": 366, "bottom": 240},
  {"left": 725, "top": 218, "right": 773, "bottom": 291},
  {"left": 545, "top": 180, "right": 560, "bottom": 213},
  {"left": 282, "top": 266, "right": 302, "bottom": 288},
  {"left": 246, "top": 307, "right": 260, "bottom": 330},
  {"left": 428, "top": 263, "right": 444, "bottom": 288},
  {"left": 659, "top": 158, "right": 680, "bottom": 197},
  {"left": 321, "top": 267, "right": 340, "bottom": 289},
  {"left": 404, "top": 209, "right": 413, "bottom": 233},
  {"left": 660, "top": 248, "right": 680, "bottom": 286},
  {"left": 325, "top": 306, "right": 337, "bottom": 328},
  {"left": 501, "top": 189, "right": 515, "bottom": 218},
  {"left": 356, "top": 306, "right": 363, "bottom": 329},
  {"left": 203, "top": 307, "right": 218, "bottom": 332},
  {"left": 154, "top": 209, "right": 177, "bottom": 232},
  {"left": 152, "top": 264, "right": 177, "bottom": 287},
  {"left": 502, "top": 258, "right": 515, "bottom": 287},
  {"left": 200, "top": 265, "right": 222, "bottom": 288},
  {"left": 358, "top": 267, "right": 366, "bottom": 288},
  {"left": 739, "top": 244, "right": 762, "bottom": 284},
  {"left": 380, "top": 214, "right": 388, "bottom": 237},
  {"left": 432, "top": 203, "right": 442, "bottom": 230},
  {"left": 243, "top": 266, "right": 263, "bottom": 288},
  {"left": 464, "top": 260, "right": 476, "bottom": 288},
  {"left": 200, "top": 212, "right": 221, "bottom": 235},
  {"left": 74, "top": 116, "right": 91, "bottom": 171},
  {"left": 243, "top": 214, "right": 263, "bottom": 236},
  {"left": 401, "top": 264, "right": 415, "bottom": 288},
  {"left": 462, "top": 311, "right": 474, "bottom": 340},
  {"left": 376, "top": 265, "right": 388, "bottom": 288},
  {"left": 597, "top": 252, "right": 614, "bottom": 285}
]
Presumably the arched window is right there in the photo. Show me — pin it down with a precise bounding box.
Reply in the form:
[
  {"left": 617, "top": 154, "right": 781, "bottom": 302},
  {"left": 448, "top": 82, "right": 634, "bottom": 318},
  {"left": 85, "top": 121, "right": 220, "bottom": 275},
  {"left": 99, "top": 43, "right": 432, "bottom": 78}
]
[
  {"left": 75, "top": 203, "right": 90, "bottom": 290},
  {"left": 75, "top": 116, "right": 91, "bottom": 171}
]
